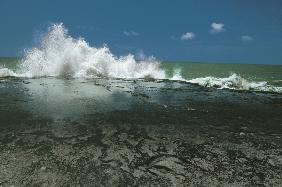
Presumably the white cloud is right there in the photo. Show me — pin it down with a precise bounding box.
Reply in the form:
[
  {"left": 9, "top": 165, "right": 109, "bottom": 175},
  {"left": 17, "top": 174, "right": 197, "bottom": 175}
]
[
  {"left": 241, "top": 35, "right": 254, "bottom": 42},
  {"left": 210, "top": 22, "right": 225, "bottom": 34},
  {"left": 181, "top": 32, "right": 195, "bottom": 40},
  {"left": 123, "top": 30, "right": 139, "bottom": 36}
]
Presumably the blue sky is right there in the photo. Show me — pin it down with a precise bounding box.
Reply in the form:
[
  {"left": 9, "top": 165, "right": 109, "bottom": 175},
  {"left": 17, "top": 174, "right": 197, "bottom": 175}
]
[{"left": 0, "top": 0, "right": 282, "bottom": 64}]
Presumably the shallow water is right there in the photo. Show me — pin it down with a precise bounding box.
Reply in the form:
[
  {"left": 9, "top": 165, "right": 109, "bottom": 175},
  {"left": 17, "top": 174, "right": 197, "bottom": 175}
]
[{"left": 0, "top": 77, "right": 282, "bottom": 186}]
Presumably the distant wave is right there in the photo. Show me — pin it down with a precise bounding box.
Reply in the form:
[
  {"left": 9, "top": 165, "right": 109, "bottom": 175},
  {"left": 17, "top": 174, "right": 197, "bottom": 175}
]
[
  {"left": 187, "top": 73, "right": 282, "bottom": 93},
  {"left": 0, "top": 23, "right": 281, "bottom": 93},
  {"left": 0, "top": 67, "right": 17, "bottom": 77}
]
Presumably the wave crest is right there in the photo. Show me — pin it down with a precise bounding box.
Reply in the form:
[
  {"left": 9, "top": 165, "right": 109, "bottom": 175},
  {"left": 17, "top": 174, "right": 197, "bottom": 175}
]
[
  {"left": 188, "top": 73, "right": 282, "bottom": 92},
  {"left": 0, "top": 23, "right": 281, "bottom": 93},
  {"left": 18, "top": 23, "right": 166, "bottom": 79},
  {"left": 0, "top": 67, "right": 17, "bottom": 77}
]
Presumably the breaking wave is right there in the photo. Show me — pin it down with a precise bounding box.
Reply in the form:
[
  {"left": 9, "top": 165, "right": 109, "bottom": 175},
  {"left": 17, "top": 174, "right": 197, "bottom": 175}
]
[
  {"left": 188, "top": 73, "right": 282, "bottom": 93},
  {"left": 0, "top": 23, "right": 281, "bottom": 93},
  {"left": 0, "top": 67, "right": 17, "bottom": 77},
  {"left": 4, "top": 23, "right": 166, "bottom": 79}
]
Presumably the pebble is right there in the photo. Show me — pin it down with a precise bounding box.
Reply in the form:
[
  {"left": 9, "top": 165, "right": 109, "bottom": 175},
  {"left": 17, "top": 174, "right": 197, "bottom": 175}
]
[
  {"left": 268, "top": 159, "right": 275, "bottom": 166},
  {"left": 239, "top": 132, "right": 245, "bottom": 136}
]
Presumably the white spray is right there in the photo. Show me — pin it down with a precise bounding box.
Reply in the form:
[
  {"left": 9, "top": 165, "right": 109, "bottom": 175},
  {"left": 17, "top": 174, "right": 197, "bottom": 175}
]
[
  {"left": 18, "top": 23, "right": 166, "bottom": 79},
  {"left": 0, "top": 23, "right": 281, "bottom": 93}
]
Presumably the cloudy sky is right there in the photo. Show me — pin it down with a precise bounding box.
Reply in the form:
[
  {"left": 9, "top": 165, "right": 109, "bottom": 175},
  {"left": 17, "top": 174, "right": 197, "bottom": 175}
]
[{"left": 0, "top": 0, "right": 282, "bottom": 64}]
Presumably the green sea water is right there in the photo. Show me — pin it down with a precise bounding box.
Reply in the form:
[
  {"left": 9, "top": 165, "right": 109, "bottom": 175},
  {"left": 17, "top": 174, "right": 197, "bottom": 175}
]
[
  {"left": 1, "top": 57, "right": 282, "bottom": 87},
  {"left": 162, "top": 61, "right": 282, "bottom": 87}
]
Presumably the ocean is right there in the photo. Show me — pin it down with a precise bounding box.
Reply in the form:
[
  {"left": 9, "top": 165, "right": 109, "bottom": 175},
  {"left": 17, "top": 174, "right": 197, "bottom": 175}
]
[{"left": 0, "top": 24, "right": 282, "bottom": 186}]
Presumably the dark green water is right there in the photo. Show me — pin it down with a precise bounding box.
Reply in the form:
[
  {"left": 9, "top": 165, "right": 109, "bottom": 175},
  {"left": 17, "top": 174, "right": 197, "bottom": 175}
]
[
  {"left": 0, "top": 57, "right": 18, "bottom": 71},
  {"left": 2, "top": 57, "right": 282, "bottom": 87},
  {"left": 162, "top": 62, "right": 282, "bottom": 86}
]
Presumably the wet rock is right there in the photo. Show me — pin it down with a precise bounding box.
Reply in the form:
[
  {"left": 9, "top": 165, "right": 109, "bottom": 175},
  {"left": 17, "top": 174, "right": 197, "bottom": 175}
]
[{"left": 268, "top": 159, "right": 275, "bottom": 166}]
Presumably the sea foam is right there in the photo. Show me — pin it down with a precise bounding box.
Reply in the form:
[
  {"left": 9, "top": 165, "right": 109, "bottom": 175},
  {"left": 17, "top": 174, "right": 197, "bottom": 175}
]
[
  {"left": 188, "top": 73, "right": 282, "bottom": 92},
  {"left": 0, "top": 67, "right": 17, "bottom": 77},
  {"left": 0, "top": 23, "right": 281, "bottom": 93},
  {"left": 18, "top": 23, "right": 166, "bottom": 79}
]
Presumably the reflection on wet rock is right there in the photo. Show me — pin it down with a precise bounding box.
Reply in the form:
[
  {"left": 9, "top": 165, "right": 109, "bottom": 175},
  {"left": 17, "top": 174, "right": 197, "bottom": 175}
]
[{"left": 0, "top": 78, "right": 282, "bottom": 186}]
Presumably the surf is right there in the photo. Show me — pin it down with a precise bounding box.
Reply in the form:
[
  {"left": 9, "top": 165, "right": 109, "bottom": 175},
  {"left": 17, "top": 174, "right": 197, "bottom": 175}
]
[
  {"left": 0, "top": 23, "right": 281, "bottom": 93},
  {"left": 18, "top": 23, "right": 166, "bottom": 79}
]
